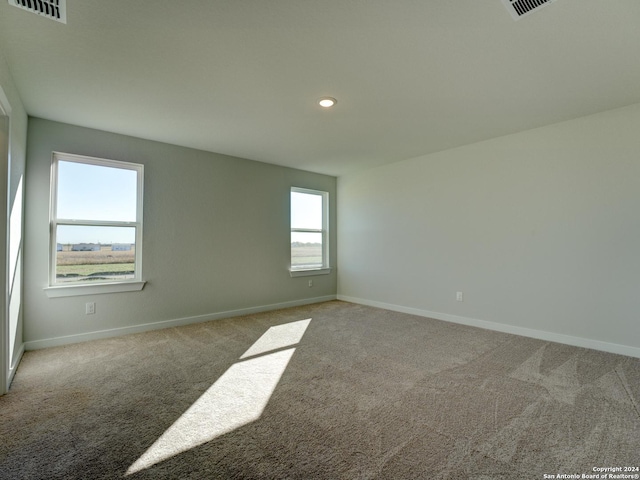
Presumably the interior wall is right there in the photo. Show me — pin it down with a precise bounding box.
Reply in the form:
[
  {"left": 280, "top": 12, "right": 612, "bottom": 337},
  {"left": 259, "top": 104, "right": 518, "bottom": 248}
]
[
  {"left": 0, "top": 49, "right": 28, "bottom": 388},
  {"left": 338, "top": 102, "right": 640, "bottom": 356},
  {"left": 24, "top": 118, "right": 336, "bottom": 347}
]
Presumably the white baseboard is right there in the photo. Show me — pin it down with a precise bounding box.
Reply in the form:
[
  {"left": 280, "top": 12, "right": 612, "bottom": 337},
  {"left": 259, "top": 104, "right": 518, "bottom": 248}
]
[
  {"left": 337, "top": 295, "right": 640, "bottom": 359},
  {"left": 25, "top": 295, "right": 337, "bottom": 351}
]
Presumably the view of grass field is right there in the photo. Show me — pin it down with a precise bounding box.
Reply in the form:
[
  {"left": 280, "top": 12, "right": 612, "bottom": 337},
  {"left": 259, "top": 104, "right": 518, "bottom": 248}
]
[
  {"left": 56, "top": 245, "right": 135, "bottom": 283},
  {"left": 291, "top": 243, "right": 322, "bottom": 267},
  {"left": 56, "top": 242, "right": 321, "bottom": 283}
]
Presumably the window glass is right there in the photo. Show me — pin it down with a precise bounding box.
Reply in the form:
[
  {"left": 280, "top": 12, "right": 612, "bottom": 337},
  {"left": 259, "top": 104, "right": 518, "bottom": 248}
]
[
  {"left": 57, "top": 161, "right": 137, "bottom": 222},
  {"left": 291, "top": 191, "right": 322, "bottom": 229},
  {"left": 55, "top": 225, "right": 136, "bottom": 283},
  {"left": 291, "top": 232, "right": 323, "bottom": 268}
]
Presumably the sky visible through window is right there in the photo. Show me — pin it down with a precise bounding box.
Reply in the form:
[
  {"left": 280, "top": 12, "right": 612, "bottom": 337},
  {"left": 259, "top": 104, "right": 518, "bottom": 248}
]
[
  {"left": 56, "top": 165, "right": 323, "bottom": 247},
  {"left": 56, "top": 161, "right": 137, "bottom": 244},
  {"left": 291, "top": 191, "right": 322, "bottom": 237}
]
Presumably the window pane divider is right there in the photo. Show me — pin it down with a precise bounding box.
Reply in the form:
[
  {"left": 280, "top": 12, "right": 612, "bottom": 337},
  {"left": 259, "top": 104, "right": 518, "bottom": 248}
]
[
  {"left": 291, "top": 228, "right": 323, "bottom": 234},
  {"left": 55, "top": 220, "right": 140, "bottom": 227}
]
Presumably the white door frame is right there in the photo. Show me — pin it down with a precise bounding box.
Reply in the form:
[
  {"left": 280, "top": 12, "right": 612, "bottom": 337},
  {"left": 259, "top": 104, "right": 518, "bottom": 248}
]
[{"left": 0, "top": 86, "right": 11, "bottom": 395}]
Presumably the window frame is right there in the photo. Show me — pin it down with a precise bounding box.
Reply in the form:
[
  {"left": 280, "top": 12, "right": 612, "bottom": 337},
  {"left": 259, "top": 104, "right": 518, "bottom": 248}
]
[
  {"left": 289, "top": 186, "right": 331, "bottom": 277},
  {"left": 45, "top": 152, "right": 145, "bottom": 297}
]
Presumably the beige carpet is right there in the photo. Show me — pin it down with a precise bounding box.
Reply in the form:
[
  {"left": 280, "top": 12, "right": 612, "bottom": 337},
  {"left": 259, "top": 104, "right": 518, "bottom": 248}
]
[{"left": 1, "top": 301, "right": 638, "bottom": 479}]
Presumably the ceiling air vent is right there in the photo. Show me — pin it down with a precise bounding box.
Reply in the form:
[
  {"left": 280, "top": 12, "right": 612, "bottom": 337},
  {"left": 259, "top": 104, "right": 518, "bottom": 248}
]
[
  {"left": 8, "top": 0, "right": 66, "bottom": 24},
  {"left": 501, "top": 0, "right": 557, "bottom": 20}
]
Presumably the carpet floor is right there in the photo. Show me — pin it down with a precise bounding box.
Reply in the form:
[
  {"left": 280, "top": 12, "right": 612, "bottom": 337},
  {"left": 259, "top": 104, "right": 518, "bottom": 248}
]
[{"left": 1, "top": 300, "right": 639, "bottom": 479}]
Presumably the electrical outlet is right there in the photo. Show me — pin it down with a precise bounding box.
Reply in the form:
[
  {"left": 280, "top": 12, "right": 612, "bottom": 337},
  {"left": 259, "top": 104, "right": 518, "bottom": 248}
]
[
  {"left": 456, "top": 292, "right": 463, "bottom": 302},
  {"left": 86, "top": 302, "right": 95, "bottom": 315},
  {"left": 308, "top": 280, "right": 313, "bottom": 287}
]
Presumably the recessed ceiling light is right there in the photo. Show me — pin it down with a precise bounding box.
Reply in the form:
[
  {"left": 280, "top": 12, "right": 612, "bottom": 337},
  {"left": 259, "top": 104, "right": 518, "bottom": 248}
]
[{"left": 318, "top": 97, "right": 337, "bottom": 108}]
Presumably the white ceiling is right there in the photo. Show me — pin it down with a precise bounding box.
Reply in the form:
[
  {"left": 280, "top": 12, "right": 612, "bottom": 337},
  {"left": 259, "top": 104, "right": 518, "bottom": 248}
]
[{"left": 1, "top": 1, "right": 639, "bottom": 177}]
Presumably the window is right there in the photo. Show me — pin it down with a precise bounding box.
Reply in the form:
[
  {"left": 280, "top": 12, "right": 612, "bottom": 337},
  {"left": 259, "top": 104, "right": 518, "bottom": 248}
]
[
  {"left": 47, "top": 153, "right": 144, "bottom": 294},
  {"left": 290, "top": 187, "right": 330, "bottom": 276}
]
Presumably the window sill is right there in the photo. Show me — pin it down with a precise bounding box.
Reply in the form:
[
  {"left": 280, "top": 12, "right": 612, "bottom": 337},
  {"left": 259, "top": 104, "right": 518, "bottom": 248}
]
[
  {"left": 289, "top": 268, "right": 332, "bottom": 277},
  {"left": 44, "top": 281, "right": 146, "bottom": 298}
]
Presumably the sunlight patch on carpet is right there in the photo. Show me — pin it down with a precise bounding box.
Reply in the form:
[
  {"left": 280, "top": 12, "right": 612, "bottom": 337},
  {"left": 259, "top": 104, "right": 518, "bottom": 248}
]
[
  {"left": 240, "top": 318, "right": 311, "bottom": 359},
  {"left": 126, "top": 319, "right": 311, "bottom": 475}
]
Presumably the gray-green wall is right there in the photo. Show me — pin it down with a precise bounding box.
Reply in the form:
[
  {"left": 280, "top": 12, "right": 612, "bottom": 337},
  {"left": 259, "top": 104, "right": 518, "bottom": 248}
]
[
  {"left": 24, "top": 118, "right": 336, "bottom": 347},
  {"left": 338, "top": 102, "right": 640, "bottom": 357}
]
